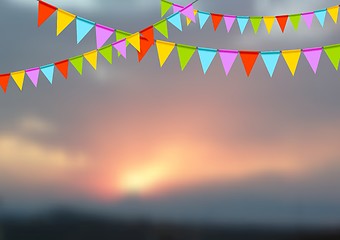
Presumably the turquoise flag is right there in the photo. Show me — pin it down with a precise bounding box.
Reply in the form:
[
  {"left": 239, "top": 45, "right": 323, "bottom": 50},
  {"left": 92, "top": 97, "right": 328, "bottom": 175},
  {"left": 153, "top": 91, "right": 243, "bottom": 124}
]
[
  {"left": 167, "top": 12, "right": 182, "bottom": 31},
  {"left": 261, "top": 51, "right": 280, "bottom": 77},
  {"left": 76, "top": 17, "right": 95, "bottom": 44},
  {"left": 198, "top": 48, "right": 217, "bottom": 74},
  {"left": 40, "top": 64, "right": 55, "bottom": 84}
]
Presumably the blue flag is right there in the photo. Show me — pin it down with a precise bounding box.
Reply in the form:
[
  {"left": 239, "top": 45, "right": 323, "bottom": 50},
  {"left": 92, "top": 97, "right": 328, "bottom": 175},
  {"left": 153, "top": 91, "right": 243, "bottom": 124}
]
[
  {"left": 314, "top": 9, "right": 326, "bottom": 27},
  {"left": 40, "top": 64, "right": 55, "bottom": 84},
  {"left": 198, "top": 48, "right": 217, "bottom": 74},
  {"left": 237, "top": 16, "right": 249, "bottom": 34},
  {"left": 198, "top": 11, "right": 210, "bottom": 29},
  {"left": 167, "top": 13, "right": 182, "bottom": 31},
  {"left": 76, "top": 17, "right": 95, "bottom": 44},
  {"left": 261, "top": 51, "right": 281, "bottom": 77}
]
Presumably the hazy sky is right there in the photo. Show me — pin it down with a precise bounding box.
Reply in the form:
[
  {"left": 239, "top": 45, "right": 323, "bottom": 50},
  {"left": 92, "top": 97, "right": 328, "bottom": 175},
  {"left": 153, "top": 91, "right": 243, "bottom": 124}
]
[{"left": 1, "top": 0, "right": 340, "bottom": 226}]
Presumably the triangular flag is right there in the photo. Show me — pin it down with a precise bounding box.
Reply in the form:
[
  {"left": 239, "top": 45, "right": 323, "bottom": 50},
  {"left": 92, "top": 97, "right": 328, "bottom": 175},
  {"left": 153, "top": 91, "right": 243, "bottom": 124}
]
[
  {"left": 198, "top": 48, "right": 217, "bottom": 74},
  {"left": 276, "top": 15, "right": 289, "bottom": 32},
  {"left": 161, "top": 0, "right": 172, "bottom": 17},
  {"left": 327, "top": 6, "right": 339, "bottom": 23},
  {"left": 198, "top": 11, "right": 210, "bottom": 29},
  {"left": 70, "top": 55, "right": 84, "bottom": 75},
  {"left": 0, "top": 74, "right": 10, "bottom": 93},
  {"left": 55, "top": 60, "right": 69, "bottom": 79},
  {"left": 211, "top": 13, "right": 224, "bottom": 31},
  {"left": 302, "top": 12, "right": 314, "bottom": 29},
  {"left": 154, "top": 20, "right": 169, "bottom": 38},
  {"left": 240, "top": 51, "right": 259, "bottom": 76},
  {"left": 237, "top": 16, "right": 249, "bottom": 34},
  {"left": 40, "top": 64, "right": 54, "bottom": 84},
  {"left": 96, "top": 24, "right": 115, "bottom": 49},
  {"left": 224, "top": 15, "right": 236, "bottom": 32},
  {"left": 219, "top": 50, "right": 238, "bottom": 77},
  {"left": 99, "top": 45, "right": 113, "bottom": 64},
  {"left": 84, "top": 50, "right": 98, "bottom": 70},
  {"left": 156, "top": 40, "right": 175, "bottom": 67},
  {"left": 138, "top": 26, "right": 154, "bottom": 62},
  {"left": 76, "top": 17, "right": 95, "bottom": 44},
  {"left": 282, "top": 49, "right": 301, "bottom": 76},
  {"left": 261, "top": 51, "right": 280, "bottom": 77},
  {"left": 38, "top": 1, "right": 57, "bottom": 27},
  {"left": 11, "top": 71, "right": 25, "bottom": 91},
  {"left": 140, "top": 26, "right": 154, "bottom": 46},
  {"left": 315, "top": 9, "right": 326, "bottom": 27},
  {"left": 181, "top": 4, "right": 195, "bottom": 23},
  {"left": 303, "top": 48, "right": 322, "bottom": 74},
  {"left": 57, "top": 9, "right": 76, "bottom": 36},
  {"left": 167, "top": 12, "right": 182, "bottom": 31},
  {"left": 26, "top": 68, "right": 40, "bottom": 87},
  {"left": 250, "top": 16, "right": 262, "bottom": 33},
  {"left": 116, "top": 30, "right": 131, "bottom": 57},
  {"left": 177, "top": 44, "right": 196, "bottom": 71},
  {"left": 263, "top": 16, "right": 275, "bottom": 34},
  {"left": 289, "top": 14, "right": 301, "bottom": 31},
  {"left": 113, "top": 39, "right": 127, "bottom": 59},
  {"left": 186, "top": 10, "right": 198, "bottom": 26},
  {"left": 173, "top": 4, "right": 183, "bottom": 13},
  {"left": 127, "top": 33, "right": 141, "bottom": 52},
  {"left": 324, "top": 44, "right": 340, "bottom": 70}
]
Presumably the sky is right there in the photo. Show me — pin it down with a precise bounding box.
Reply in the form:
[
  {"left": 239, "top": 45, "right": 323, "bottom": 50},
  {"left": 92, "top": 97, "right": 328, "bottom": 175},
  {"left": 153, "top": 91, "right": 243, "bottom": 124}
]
[{"left": 1, "top": 0, "right": 340, "bottom": 226}]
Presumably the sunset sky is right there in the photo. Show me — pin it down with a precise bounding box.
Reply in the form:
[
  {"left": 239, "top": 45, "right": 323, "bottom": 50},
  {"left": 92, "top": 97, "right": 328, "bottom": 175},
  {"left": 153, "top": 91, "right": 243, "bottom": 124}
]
[{"left": 1, "top": 0, "right": 340, "bottom": 225}]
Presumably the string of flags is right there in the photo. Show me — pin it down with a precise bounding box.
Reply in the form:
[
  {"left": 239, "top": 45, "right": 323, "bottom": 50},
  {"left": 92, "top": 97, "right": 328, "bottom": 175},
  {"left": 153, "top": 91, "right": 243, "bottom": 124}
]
[{"left": 161, "top": 0, "right": 340, "bottom": 33}]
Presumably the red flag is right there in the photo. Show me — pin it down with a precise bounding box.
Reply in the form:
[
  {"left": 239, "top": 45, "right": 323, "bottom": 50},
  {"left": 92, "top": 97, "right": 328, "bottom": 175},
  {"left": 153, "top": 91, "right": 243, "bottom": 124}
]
[
  {"left": 211, "top": 13, "right": 224, "bottom": 31},
  {"left": 0, "top": 73, "right": 10, "bottom": 93},
  {"left": 276, "top": 15, "right": 288, "bottom": 32},
  {"left": 140, "top": 26, "right": 154, "bottom": 46},
  {"left": 55, "top": 60, "right": 69, "bottom": 79},
  {"left": 240, "top": 51, "right": 259, "bottom": 76},
  {"left": 138, "top": 26, "right": 154, "bottom": 62},
  {"left": 38, "top": 1, "right": 57, "bottom": 27}
]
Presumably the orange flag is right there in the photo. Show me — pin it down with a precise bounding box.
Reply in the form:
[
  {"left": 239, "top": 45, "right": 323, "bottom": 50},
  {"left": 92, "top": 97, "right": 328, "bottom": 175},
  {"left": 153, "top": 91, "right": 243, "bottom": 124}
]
[
  {"left": 240, "top": 51, "right": 259, "bottom": 76},
  {"left": 211, "top": 13, "right": 224, "bottom": 31},
  {"left": 0, "top": 73, "right": 10, "bottom": 93},
  {"left": 138, "top": 26, "right": 154, "bottom": 62},
  {"left": 55, "top": 60, "right": 69, "bottom": 79},
  {"left": 276, "top": 15, "right": 289, "bottom": 32},
  {"left": 38, "top": 1, "right": 57, "bottom": 27}
]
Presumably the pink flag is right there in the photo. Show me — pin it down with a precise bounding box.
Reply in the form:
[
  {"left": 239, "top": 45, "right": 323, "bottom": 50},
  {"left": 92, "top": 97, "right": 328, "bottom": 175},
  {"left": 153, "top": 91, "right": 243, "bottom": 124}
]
[
  {"left": 96, "top": 24, "right": 115, "bottom": 49},
  {"left": 26, "top": 68, "right": 40, "bottom": 87},
  {"left": 224, "top": 15, "right": 236, "bottom": 32},
  {"left": 303, "top": 47, "right": 322, "bottom": 74},
  {"left": 181, "top": 4, "right": 196, "bottom": 23},
  {"left": 302, "top": 12, "right": 314, "bottom": 29},
  {"left": 113, "top": 39, "right": 127, "bottom": 59},
  {"left": 173, "top": 4, "right": 183, "bottom": 13},
  {"left": 219, "top": 50, "right": 238, "bottom": 76}
]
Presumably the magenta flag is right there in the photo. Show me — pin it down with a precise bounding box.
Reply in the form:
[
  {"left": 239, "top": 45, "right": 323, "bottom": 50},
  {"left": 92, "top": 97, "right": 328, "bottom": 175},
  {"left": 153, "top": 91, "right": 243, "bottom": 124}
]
[
  {"left": 303, "top": 47, "right": 322, "bottom": 73},
  {"left": 182, "top": 4, "right": 196, "bottom": 23},
  {"left": 113, "top": 39, "right": 127, "bottom": 59},
  {"left": 219, "top": 50, "right": 238, "bottom": 76},
  {"left": 224, "top": 15, "right": 236, "bottom": 32},
  {"left": 26, "top": 68, "right": 40, "bottom": 87},
  {"left": 302, "top": 12, "right": 314, "bottom": 29},
  {"left": 96, "top": 24, "right": 115, "bottom": 49}
]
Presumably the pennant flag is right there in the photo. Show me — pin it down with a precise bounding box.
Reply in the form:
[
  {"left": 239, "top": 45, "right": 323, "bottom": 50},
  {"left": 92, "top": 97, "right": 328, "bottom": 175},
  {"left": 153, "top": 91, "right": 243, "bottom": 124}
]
[
  {"left": 198, "top": 48, "right": 217, "bottom": 74},
  {"left": 186, "top": 10, "right": 198, "bottom": 26},
  {"left": 250, "top": 17, "right": 262, "bottom": 33},
  {"left": 26, "top": 68, "right": 40, "bottom": 87},
  {"left": 263, "top": 16, "right": 275, "bottom": 34},
  {"left": 219, "top": 50, "right": 238, "bottom": 77},
  {"left": 138, "top": 26, "right": 154, "bottom": 62},
  {"left": 38, "top": 1, "right": 57, "bottom": 27},
  {"left": 289, "top": 14, "right": 301, "bottom": 31},
  {"left": 57, "top": 9, "right": 76, "bottom": 36},
  {"left": 113, "top": 39, "right": 127, "bottom": 59},
  {"left": 282, "top": 49, "right": 301, "bottom": 76},
  {"left": 181, "top": 4, "right": 196, "bottom": 23},
  {"left": 96, "top": 24, "right": 115, "bottom": 49},
  {"left": 240, "top": 51, "right": 259, "bottom": 76},
  {"left": 303, "top": 48, "right": 322, "bottom": 74},
  {"left": 261, "top": 51, "right": 280, "bottom": 77},
  {"left": 84, "top": 50, "right": 98, "bottom": 70},
  {"left": 140, "top": 26, "right": 155, "bottom": 45},
  {"left": 154, "top": 20, "right": 169, "bottom": 38},
  {"left": 161, "top": 0, "right": 173, "bottom": 17},
  {"left": 173, "top": 4, "right": 183, "bottom": 13},
  {"left": 99, "top": 45, "right": 113, "bottom": 64},
  {"left": 224, "top": 15, "right": 236, "bottom": 32},
  {"left": 276, "top": 15, "right": 289, "bottom": 32},
  {"left": 302, "top": 12, "right": 314, "bottom": 29},
  {"left": 315, "top": 9, "right": 326, "bottom": 27},
  {"left": 0, "top": 74, "right": 10, "bottom": 93},
  {"left": 237, "top": 16, "right": 249, "bottom": 34},
  {"left": 55, "top": 60, "right": 69, "bottom": 79},
  {"left": 211, "top": 13, "right": 224, "bottom": 31},
  {"left": 127, "top": 33, "right": 141, "bottom": 52},
  {"left": 327, "top": 6, "right": 339, "bottom": 23},
  {"left": 11, "top": 71, "right": 25, "bottom": 91},
  {"left": 70, "top": 55, "right": 84, "bottom": 75},
  {"left": 156, "top": 40, "right": 175, "bottom": 67},
  {"left": 324, "top": 44, "right": 340, "bottom": 70},
  {"left": 76, "top": 17, "right": 95, "bottom": 44},
  {"left": 40, "top": 64, "right": 54, "bottom": 84},
  {"left": 198, "top": 11, "right": 210, "bottom": 29},
  {"left": 167, "top": 12, "right": 182, "bottom": 31},
  {"left": 116, "top": 30, "right": 131, "bottom": 57},
  {"left": 177, "top": 44, "right": 196, "bottom": 70}
]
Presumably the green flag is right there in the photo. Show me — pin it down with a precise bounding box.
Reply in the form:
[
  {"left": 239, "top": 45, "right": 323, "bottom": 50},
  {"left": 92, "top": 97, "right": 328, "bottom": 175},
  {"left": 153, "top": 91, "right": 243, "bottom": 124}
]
[
  {"left": 161, "top": 0, "right": 172, "bottom": 17},
  {"left": 99, "top": 45, "right": 113, "bottom": 64},
  {"left": 154, "top": 20, "right": 169, "bottom": 39},
  {"left": 177, "top": 44, "right": 196, "bottom": 70},
  {"left": 70, "top": 55, "right": 83, "bottom": 75},
  {"left": 289, "top": 14, "right": 301, "bottom": 31},
  {"left": 324, "top": 44, "right": 340, "bottom": 70},
  {"left": 250, "top": 16, "right": 262, "bottom": 33}
]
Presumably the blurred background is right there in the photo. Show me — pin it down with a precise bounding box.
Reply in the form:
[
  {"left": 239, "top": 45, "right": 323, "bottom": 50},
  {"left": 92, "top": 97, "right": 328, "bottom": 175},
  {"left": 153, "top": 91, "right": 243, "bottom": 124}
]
[{"left": 1, "top": 0, "right": 340, "bottom": 239}]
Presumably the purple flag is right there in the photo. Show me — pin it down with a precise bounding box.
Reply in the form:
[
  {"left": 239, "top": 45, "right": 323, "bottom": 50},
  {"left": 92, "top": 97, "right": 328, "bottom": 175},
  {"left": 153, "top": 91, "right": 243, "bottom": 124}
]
[
  {"left": 224, "top": 15, "right": 236, "bottom": 32},
  {"left": 96, "top": 24, "right": 115, "bottom": 49},
  {"left": 26, "top": 68, "right": 40, "bottom": 87},
  {"left": 302, "top": 12, "right": 314, "bottom": 29},
  {"left": 219, "top": 50, "right": 238, "bottom": 76},
  {"left": 303, "top": 47, "right": 322, "bottom": 73},
  {"left": 173, "top": 4, "right": 183, "bottom": 13},
  {"left": 113, "top": 39, "right": 127, "bottom": 59},
  {"left": 181, "top": 4, "right": 196, "bottom": 23}
]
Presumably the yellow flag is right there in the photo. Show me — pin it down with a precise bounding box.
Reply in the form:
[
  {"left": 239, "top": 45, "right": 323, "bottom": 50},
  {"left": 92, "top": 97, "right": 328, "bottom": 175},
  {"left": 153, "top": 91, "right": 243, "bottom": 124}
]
[
  {"left": 57, "top": 9, "right": 76, "bottom": 36},
  {"left": 327, "top": 6, "right": 339, "bottom": 23},
  {"left": 11, "top": 71, "right": 25, "bottom": 91},
  {"left": 84, "top": 50, "right": 98, "bottom": 70},
  {"left": 187, "top": 10, "right": 198, "bottom": 26},
  {"left": 263, "top": 16, "right": 275, "bottom": 34},
  {"left": 126, "top": 33, "right": 141, "bottom": 52},
  {"left": 156, "top": 40, "right": 175, "bottom": 67},
  {"left": 282, "top": 49, "right": 301, "bottom": 76}
]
